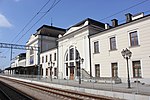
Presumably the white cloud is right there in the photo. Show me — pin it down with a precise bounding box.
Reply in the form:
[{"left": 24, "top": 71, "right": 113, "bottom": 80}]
[{"left": 0, "top": 14, "right": 12, "bottom": 28}]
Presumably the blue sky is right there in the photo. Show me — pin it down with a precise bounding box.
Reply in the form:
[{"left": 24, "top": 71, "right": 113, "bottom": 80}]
[{"left": 0, "top": 0, "right": 150, "bottom": 69}]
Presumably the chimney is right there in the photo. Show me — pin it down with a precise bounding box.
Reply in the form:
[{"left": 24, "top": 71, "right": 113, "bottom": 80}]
[
  {"left": 105, "top": 23, "right": 110, "bottom": 29},
  {"left": 111, "top": 19, "right": 118, "bottom": 27},
  {"left": 125, "top": 13, "right": 132, "bottom": 23},
  {"left": 132, "top": 12, "right": 144, "bottom": 20}
]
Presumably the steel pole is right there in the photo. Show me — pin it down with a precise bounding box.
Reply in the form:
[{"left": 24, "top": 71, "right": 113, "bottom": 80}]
[
  {"left": 50, "top": 67, "right": 52, "bottom": 81},
  {"left": 126, "top": 57, "right": 131, "bottom": 88}
]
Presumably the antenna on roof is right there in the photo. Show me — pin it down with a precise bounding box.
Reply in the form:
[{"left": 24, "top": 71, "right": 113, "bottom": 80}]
[{"left": 51, "top": 18, "right": 53, "bottom": 26}]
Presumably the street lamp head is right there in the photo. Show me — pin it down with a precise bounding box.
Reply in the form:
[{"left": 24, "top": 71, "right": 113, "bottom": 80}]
[
  {"left": 121, "top": 49, "right": 126, "bottom": 58},
  {"left": 125, "top": 48, "right": 132, "bottom": 59},
  {"left": 121, "top": 48, "right": 132, "bottom": 59},
  {"left": 49, "top": 61, "right": 52, "bottom": 64},
  {"left": 81, "top": 58, "right": 84, "bottom": 64},
  {"left": 78, "top": 56, "right": 84, "bottom": 64},
  {"left": 128, "top": 51, "right": 132, "bottom": 59},
  {"left": 48, "top": 62, "right": 50, "bottom": 66},
  {"left": 48, "top": 61, "right": 53, "bottom": 66}
]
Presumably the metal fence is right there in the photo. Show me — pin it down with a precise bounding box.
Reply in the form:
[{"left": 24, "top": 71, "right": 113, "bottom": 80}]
[{"left": 1, "top": 74, "right": 150, "bottom": 100}]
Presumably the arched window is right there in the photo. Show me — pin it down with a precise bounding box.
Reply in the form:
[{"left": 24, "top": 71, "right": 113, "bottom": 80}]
[
  {"left": 69, "top": 48, "right": 74, "bottom": 60},
  {"left": 65, "top": 46, "right": 80, "bottom": 65}
]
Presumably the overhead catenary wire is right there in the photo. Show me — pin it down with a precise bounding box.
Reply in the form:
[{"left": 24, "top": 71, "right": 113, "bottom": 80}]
[
  {"left": 0, "top": 0, "right": 51, "bottom": 59},
  {"left": 99, "top": 0, "right": 150, "bottom": 21},
  {"left": 16, "top": 0, "right": 61, "bottom": 43},
  {"left": 1, "top": 0, "right": 53, "bottom": 55},
  {"left": 1, "top": 0, "right": 149, "bottom": 56},
  {"left": 15, "top": 0, "right": 149, "bottom": 43},
  {"left": 11, "top": 0, "right": 51, "bottom": 43},
  {"left": 8, "top": 0, "right": 149, "bottom": 43}
]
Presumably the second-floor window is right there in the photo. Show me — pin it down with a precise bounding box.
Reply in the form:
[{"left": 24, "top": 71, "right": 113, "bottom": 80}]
[
  {"left": 45, "top": 55, "right": 47, "bottom": 62},
  {"left": 30, "top": 55, "right": 34, "bottom": 64},
  {"left": 94, "top": 41, "right": 99, "bottom": 53},
  {"left": 129, "top": 31, "right": 139, "bottom": 47},
  {"left": 110, "top": 37, "right": 116, "bottom": 50},
  {"left": 30, "top": 50, "right": 34, "bottom": 55},
  {"left": 54, "top": 53, "right": 56, "bottom": 61},
  {"left": 42, "top": 56, "right": 44, "bottom": 63},
  {"left": 50, "top": 54, "right": 52, "bottom": 61}
]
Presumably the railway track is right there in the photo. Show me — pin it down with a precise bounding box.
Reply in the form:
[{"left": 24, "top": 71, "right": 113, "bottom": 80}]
[
  {"left": 0, "top": 76, "right": 122, "bottom": 100},
  {"left": 0, "top": 80, "right": 35, "bottom": 100}
]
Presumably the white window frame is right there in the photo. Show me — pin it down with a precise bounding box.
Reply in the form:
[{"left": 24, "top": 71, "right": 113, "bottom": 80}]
[
  {"left": 128, "top": 29, "right": 140, "bottom": 47},
  {"left": 108, "top": 35, "right": 117, "bottom": 51},
  {"left": 95, "top": 64, "right": 100, "bottom": 77},
  {"left": 92, "top": 40, "right": 100, "bottom": 54},
  {"left": 131, "top": 59, "right": 143, "bottom": 78}
]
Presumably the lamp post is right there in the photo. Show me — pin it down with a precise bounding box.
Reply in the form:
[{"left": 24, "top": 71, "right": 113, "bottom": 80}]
[
  {"left": 48, "top": 61, "right": 53, "bottom": 81},
  {"left": 78, "top": 56, "right": 84, "bottom": 84},
  {"left": 121, "top": 48, "right": 132, "bottom": 88}
]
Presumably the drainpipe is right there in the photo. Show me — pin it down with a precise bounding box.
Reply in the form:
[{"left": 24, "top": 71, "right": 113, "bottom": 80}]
[{"left": 88, "top": 35, "right": 92, "bottom": 77}]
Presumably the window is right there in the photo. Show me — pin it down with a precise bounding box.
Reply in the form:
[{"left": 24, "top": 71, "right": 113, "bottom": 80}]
[
  {"left": 65, "top": 47, "right": 80, "bottom": 68},
  {"left": 42, "top": 56, "right": 44, "bottom": 63},
  {"left": 129, "top": 31, "right": 139, "bottom": 47},
  {"left": 46, "top": 68, "right": 48, "bottom": 76},
  {"left": 132, "top": 61, "right": 142, "bottom": 78},
  {"left": 30, "top": 55, "right": 34, "bottom": 64},
  {"left": 76, "top": 62, "right": 80, "bottom": 76},
  {"left": 111, "top": 63, "right": 118, "bottom": 77},
  {"left": 54, "top": 53, "right": 56, "bottom": 61},
  {"left": 54, "top": 68, "right": 57, "bottom": 76},
  {"left": 69, "top": 48, "right": 74, "bottom": 60},
  {"left": 66, "top": 63, "right": 68, "bottom": 76},
  {"left": 94, "top": 41, "right": 99, "bottom": 53},
  {"left": 76, "top": 50, "right": 80, "bottom": 60},
  {"left": 45, "top": 55, "right": 47, "bottom": 62},
  {"left": 66, "top": 54, "right": 68, "bottom": 61},
  {"left": 30, "top": 50, "right": 34, "bottom": 55},
  {"left": 95, "top": 64, "right": 100, "bottom": 77},
  {"left": 50, "top": 54, "right": 52, "bottom": 61},
  {"left": 110, "top": 37, "right": 116, "bottom": 50}
]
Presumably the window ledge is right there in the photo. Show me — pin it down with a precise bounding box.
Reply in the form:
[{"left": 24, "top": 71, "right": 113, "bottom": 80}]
[
  {"left": 129, "top": 45, "right": 140, "bottom": 48},
  {"left": 93, "top": 52, "right": 100, "bottom": 54},
  {"left": 132, "top": 77, "right": 142, "bottom": 78},
  {"left": 109, "top": 49, "right": 117, "bottom": 52}
]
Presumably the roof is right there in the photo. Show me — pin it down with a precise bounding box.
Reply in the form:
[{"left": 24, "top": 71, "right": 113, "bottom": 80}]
[
  {"left": 18, "top": 53, "right": 26, "bottom": 57},
  {"left": 35, "top": 25, "right": 66, "bottom": 37},
  {"left": 60, "top": 18, "right": 105, "bottom": 37},
  {"left": 37, "top": 25, "right": 66, "bottom": 32},
  {"left": 90, "top": 13, "right": 150, "bottom": 37},
  {"left": 67, "top": 18, "right": 105, "bottom": 30}
]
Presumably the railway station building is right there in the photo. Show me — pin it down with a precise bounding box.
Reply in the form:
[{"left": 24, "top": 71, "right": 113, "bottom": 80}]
[{"left": 7, "top": 12, "right": 150, "bottom": 84}]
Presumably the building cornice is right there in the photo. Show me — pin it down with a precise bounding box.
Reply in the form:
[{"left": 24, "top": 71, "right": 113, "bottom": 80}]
[
  {"left": 40, "top": 47, "right": 57, "bottom": 54},
  {"left": 57, "top": 25, "right": 89, "bottom": 42},
  {"left": 90, "top": 14, "right": 150, "bottom": 38},
  {"left": 57, "top": 24, "right": 104, "bottom": 42}
]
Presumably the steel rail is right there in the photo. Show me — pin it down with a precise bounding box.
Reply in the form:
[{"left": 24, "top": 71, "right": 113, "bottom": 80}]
[
  {"left": 0, "top": 87, "right": 11, "bottom": 100},
  {"left": 0, "top": 76, "right": 121, "bottom": 100},
  {"left": 0, "top": 80, "right": 37, "bottom": 100}
]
